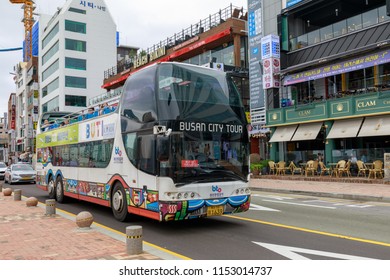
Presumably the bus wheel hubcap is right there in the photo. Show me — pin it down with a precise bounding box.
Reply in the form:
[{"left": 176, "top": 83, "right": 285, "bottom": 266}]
[
  {"left": 113, "top": 191, "right": 123, "bottom": 211},
  {"left": 48, "top": 181, "right": 54, "bottom": 194}
]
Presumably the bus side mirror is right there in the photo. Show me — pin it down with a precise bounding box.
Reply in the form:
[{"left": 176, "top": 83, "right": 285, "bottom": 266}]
[{"left": 156, "top": 136, "right": 170, "bottom": 162}]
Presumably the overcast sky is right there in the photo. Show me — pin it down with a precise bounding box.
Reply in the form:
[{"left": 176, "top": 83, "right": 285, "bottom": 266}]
[{"left": 0, "top": 0, "right": 246, "bottom": 117}]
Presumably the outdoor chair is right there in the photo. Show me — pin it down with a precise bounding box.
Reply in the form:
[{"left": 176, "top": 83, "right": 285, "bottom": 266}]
[
  {"left": 330, "top": 160, "right": 346, "bottom": 177},
  {"left": 276, "top": 161, "right": 287, "bottom": 175},
  {"left": 338, "top": 160, "right": 351, "bottom": 177},
  {"left": 289, "top": 161, "right": 303, "bottom": 175},
  {"left": 305, "top": 160, "right": 317, "bottom": 176},
  {"left": 318, "top": 161, "right": 330, "bottom": 176},
  {"left": 268, "top": 160, "right": 277, "bottom": 175},
  {"left": 356, "top": 160, "right": 368, "bottom": 177},
  {"left": 368, "top": 160, "right": 383, "bottom": 179}
]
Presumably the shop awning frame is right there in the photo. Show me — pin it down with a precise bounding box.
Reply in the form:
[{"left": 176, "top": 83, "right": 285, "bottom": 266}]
[
  {"left": 326, "top": 118, "right": 364, "bottom": 139},
  {"left": 291, "top": 122, "right": 323, "bottom": 141},
  {"left": 269, "top": 125, "right": 298, "bottom": 143},
  {"left": 358, "top": 115, "right": 390, "bottom": 137}
]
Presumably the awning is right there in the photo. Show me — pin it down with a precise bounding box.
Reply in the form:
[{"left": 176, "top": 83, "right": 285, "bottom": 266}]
[
  {"left": 358, "top": 115, "right": 390, "bottom": 137},
  {"left": 326, "top": 118, "right": 363, "bottom": 139},
  {"left": 269, "top": 125, "right": 298, "bottom": 142},
  {"left": 291, "top": 122, "right": 323, "bottom": 141}
]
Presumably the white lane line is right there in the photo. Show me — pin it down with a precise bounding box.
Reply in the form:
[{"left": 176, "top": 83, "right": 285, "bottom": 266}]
[{"left": 262, "top": 199, "right": 336, "bottom": 209}]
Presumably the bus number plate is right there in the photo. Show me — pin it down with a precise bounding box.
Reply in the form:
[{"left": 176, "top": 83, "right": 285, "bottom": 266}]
[{"left": 207, "top": 206, "right": 224, "bottom": 216}]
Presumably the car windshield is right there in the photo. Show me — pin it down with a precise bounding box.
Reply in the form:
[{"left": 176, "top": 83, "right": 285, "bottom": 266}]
[
  {"left": 12, "top": 164, "right": 33, "bottom": 171},
  {"left": 0, "top": 163, "right": 6, "bottom": 168}
]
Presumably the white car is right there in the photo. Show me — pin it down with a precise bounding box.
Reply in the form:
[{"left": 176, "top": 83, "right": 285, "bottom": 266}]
[
  {"left": 4, "top": 163, "right": 36, "bottom": 184},
  {"left": 0, "top": 162, "right": 6, "bottom": 180}
]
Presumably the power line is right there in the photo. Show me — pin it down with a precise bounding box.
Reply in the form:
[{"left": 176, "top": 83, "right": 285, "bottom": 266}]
[{"left": 0, "top": 47, "right": 23, "bottom": 52}]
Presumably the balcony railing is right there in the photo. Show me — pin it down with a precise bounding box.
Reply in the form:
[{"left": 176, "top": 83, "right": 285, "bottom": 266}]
[{"left": 104, "top": 4, "right": 247, "bottom": 80}]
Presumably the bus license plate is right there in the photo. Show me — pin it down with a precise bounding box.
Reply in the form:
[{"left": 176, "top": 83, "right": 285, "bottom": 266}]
[{"left": 207, "top": 206, "right": 224, "bottom": 216}]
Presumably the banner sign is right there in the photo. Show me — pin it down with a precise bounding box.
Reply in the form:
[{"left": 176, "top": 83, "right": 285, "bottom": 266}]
[
  {"left": 284, "top": 49, "right": 390, "bottom": 86},
  {"left": 248, "top": 0, "right": 265, "bottom": 111}
]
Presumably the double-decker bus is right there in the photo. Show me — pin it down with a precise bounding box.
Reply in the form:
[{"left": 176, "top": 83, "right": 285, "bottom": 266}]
[{"left": 36, "top": 62, "right": 250, "bottom": 222}]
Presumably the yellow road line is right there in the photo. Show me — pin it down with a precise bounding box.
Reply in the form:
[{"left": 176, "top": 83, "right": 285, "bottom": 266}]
[{"left": 227, "top": 215, "right": 390, "bottom": 247}]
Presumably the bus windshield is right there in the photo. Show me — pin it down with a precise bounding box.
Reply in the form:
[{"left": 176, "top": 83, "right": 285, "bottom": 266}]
[{"left": 156, "top": 63, "right": 249, "bottom": 184}]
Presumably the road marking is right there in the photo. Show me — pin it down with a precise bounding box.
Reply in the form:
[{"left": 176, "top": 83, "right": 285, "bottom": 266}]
[
  {"left": 252, "top": 194, "right": 294, "bottom": 200},
  {"left": 252, "top": 242, "right": 377, "bottom": 260},
  {"left": 262, "top": 199, "right": 336, "bottom": 209},
  {"left": 250, "top": 203, "right": 280, "bottom": 212},
  {"left": 226, "top": 215, "right": 390, "bottom": 248}
]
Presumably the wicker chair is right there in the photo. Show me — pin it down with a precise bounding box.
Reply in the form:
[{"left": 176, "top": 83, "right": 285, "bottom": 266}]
[
  {"left": 289, "top": 161, "right": 303, "bottom": 175},
  {"left": 338, "top": 160, "right": 351, "bottom": 177},
  {"left": 318, "top": 161, "right": 330, "bottom": 176},
  {"left": 268, "top": 160, "right": 277, "bottom": 175},
  {"left": 276, "top": 161, "right": 287, "bottom": 175},
  {"left": 368, "top": 160, "right": 383, "bottom": 179},
  {"left": 356, "top": 160, "right": 368, "bottom": 177}
]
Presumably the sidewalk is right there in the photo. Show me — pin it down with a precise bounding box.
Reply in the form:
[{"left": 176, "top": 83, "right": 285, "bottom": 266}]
[
  {"left": 250, "top": 177, "right": 390, "bottom": 203},
  {"left": 0, "top": 186, "right": 179, "bottom": 260}
]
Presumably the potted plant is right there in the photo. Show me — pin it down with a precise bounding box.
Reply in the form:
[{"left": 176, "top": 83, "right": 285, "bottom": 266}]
[{"left": 250, "top": 163, "right": 263, "bottom": 176}]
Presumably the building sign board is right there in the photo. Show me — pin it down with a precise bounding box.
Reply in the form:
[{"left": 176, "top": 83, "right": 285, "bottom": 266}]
[
  {"left": 248, "top": 0, "right": 265, "bottom": 112},
  {"left": 284, "top": 49, "right": 390, "bottom": 86}
]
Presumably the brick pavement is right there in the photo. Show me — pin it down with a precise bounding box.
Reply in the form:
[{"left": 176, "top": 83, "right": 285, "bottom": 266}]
[{"left": 0, "top": 189, "right": 161, "bottom": 260}]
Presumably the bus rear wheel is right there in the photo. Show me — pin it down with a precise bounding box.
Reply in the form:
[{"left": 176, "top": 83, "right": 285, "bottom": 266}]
[
  {"left": 48, "top": 176, "right": 55, "bottom": 199},
  {"left": 55, "top": 176, "right": 65, "bottom": 203},
  {"left": 111, "top": 183, "right": 130, "bottom": 222}
]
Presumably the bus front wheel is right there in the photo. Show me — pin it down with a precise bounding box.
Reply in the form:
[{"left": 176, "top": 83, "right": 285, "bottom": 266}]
[
  {"left": 55, "top": 176, "right": 65, "bottom": 203},
  {"left": 48, "top": 176, "right": 55, "bottom": 199},
  {"left": 111, "top": 183, "right": 130, "bottom": 222}
]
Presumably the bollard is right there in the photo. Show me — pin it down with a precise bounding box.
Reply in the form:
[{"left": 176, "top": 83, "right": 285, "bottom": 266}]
[
  {"left": 76, "top": 211, "right": 94, "bottom": 228},
  {"left": 13, "top": 189, "right": 22, "bottom": 201},
  {"left": 26, "top": 197, "right": 38, "bottom": 207},
  {"left": 3, "top": 188, "right": 12, "bottom": 196},
  {"left": 126, "top": 225, "right": 143, "bottom": 255},
  {"left": 0, "top": 182, "right": 3, "bottom": 192},
  {"left": 45, "top": 199, "right": 56, "bottom": 215}
]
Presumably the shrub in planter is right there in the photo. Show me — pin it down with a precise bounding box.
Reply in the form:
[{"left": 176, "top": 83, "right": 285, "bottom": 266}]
[{"left": 250, "top": 163, "right": 263, "bottom": 175}]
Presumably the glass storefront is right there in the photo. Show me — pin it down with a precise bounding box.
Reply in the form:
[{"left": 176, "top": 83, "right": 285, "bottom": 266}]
[{"left": 289, "top": 6, "right": 390, "bottom": 51}]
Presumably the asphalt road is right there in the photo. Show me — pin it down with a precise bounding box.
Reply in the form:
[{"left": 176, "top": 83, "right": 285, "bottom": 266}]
[{"left": 6, "top": 183, "right": 390, "bottom": 260}]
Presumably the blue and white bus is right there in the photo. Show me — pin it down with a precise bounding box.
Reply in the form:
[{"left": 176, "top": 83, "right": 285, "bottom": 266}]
[{"left": 36, "top": 62, "right": 250, "bottom": 221}]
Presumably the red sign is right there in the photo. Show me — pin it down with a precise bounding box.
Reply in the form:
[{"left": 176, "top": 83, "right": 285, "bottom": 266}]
[{"left": 181, "top": 160, "right": 199, "bottom": 168}]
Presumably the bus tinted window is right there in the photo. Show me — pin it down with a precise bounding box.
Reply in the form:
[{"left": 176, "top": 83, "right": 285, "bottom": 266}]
[{"left": 121, "top": 66, "right": 157, "bottom": 128}]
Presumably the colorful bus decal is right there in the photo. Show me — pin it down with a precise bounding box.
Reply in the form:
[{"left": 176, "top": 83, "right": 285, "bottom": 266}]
[{"left": 160, "top": 195, "right": 250, "bottom": 221}]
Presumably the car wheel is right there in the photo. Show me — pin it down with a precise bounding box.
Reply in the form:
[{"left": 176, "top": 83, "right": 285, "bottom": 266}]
[
  {"left": 48, "top": 176, "right": 56, "bottom": 199},
  {"left": 55, "top": 176, "right": 65, "bottom": 203},
  {"left": 111, "top": 182, "right": 130, "bottom": 222}
]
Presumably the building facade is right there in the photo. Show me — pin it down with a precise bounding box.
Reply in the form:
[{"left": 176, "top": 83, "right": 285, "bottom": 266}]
[
  {"left": 267, "top": 0, "right": 390, "bottom": 165},
  {"left": 102, "top": 4, "right": 249, "bottom": 113},
  {"left": 39, "top": 0, "right": 116, "bottom": 113}
]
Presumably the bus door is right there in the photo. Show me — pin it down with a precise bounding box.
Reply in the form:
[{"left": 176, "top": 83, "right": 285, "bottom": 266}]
[{"left": 134, "top": 134, "right": 157, "bottom": 207}]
